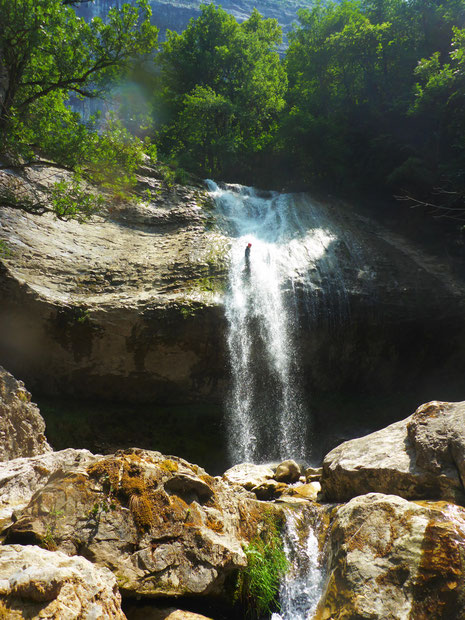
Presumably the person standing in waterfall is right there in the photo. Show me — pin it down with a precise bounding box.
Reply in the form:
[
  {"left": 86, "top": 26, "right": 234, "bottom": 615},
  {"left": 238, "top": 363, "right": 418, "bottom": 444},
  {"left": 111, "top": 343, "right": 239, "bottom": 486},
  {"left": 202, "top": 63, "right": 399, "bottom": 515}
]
[{"left": 244, "top": 242, "right": 252, "bottom": 277}]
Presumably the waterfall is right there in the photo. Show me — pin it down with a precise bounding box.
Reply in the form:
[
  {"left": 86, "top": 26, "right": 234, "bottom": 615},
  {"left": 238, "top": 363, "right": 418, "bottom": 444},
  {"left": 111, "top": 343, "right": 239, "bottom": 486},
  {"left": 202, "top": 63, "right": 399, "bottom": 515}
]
[
  {"left": 272, "top": 507, "right": 325, "bottom": 620},
  {"left": 207, "top": 181, "right": 349, "bottom": 464}
]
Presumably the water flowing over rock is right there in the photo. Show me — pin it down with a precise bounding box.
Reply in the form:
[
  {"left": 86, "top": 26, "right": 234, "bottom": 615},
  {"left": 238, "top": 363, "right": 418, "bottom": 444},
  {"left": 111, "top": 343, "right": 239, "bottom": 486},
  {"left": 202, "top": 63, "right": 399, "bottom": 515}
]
[
  {"left": 315, "top": 493, "right": 465, "bottom": 620},
  {"left": 321, "top": 400, "right": 465, "bottom": 504},
  {"left": 272, "top": 506, "right": 325, "bottom": 620},
  {"left": 5, "top": 449, "right": 267, "bottom": 599},
  {"left": 0, "top": 366, "right": 51, "bottom": 460},
  {"left": 3, "top": 168, "right": 465, "bottom": 462},
  {"left": 207, "top": 180, "right": 465, "bottom": 465},
  {"left": 208, "top": 182, "right": 309, "bottom": 464},
  {"left": 0, "top": 544, "right": 125, "bottom": 619}
]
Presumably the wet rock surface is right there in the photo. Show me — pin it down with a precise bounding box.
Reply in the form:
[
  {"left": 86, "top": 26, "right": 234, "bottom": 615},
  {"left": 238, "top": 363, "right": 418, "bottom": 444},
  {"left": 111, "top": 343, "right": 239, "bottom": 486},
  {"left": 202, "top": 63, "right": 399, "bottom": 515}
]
[
  {"left": 2, "top": 165, "right": 465, "bottom": 411},
  {"left": 0, "top": 544, "right": 125, "bottom": 619},
  {"left": 0, "top": 366, "right": 51, "bottom": 460}
]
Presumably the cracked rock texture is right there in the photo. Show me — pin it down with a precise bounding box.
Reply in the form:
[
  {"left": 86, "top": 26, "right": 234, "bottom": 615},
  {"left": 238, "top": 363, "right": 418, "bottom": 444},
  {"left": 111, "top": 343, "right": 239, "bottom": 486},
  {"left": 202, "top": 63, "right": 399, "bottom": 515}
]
[
  {"left": 0, "top": 448, "right": 98, "bottom": 529},
  {"left": 321, "top": 400, "right": 465, "bottom": 504},
  {"left": 316, "top": 493, "right": 465, "bottom": 620},
  {"left": 2, "top": 165, "right": 465, "bottom": 408},
  {"left": 0, "top": 544, "right": 126, "bottom": 619},
  {"left": 0, "top": 165, "right": 228, "bottom": 403},
  {"left": 6, "top": 448, "right": 267, "bottom": 599},
  {"left": 0, "top": 366, "right": 51, "bottom": 460}
]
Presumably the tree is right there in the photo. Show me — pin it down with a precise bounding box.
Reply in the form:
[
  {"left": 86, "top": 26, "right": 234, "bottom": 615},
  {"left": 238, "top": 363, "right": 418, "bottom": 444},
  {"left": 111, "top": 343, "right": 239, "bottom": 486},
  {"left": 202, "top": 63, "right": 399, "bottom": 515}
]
[
  {"left": 0, "top": 0, "right": 158, "bottom": 164},
  {"left": 400, "top": 26, "right": 465, "bottom": 219},
  {"left": 283, "top": 0, "right": 465, "bottom": 193},
  {"left": 157, "top": 3, "right": 287, "bottom": 178}
]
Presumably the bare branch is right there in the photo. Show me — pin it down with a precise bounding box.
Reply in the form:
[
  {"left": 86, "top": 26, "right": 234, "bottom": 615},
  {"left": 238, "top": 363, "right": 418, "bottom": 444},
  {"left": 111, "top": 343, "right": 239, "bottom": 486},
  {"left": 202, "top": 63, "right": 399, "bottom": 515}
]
[{"left": 395, "top": 189, "right": 465, "bottom": 222}]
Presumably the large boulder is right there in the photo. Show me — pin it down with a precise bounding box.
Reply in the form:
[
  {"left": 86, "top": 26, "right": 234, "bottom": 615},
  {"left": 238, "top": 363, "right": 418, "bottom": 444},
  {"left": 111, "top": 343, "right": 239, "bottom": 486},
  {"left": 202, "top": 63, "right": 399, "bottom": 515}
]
[
  {"left": 0, "top": 544, "right": 125, "bottom": 619},
  {"left": 321, "top": 401, "right": 465, "bottom": 504},
  {"left": 0, "top": 366, "right": 51, "bottom": 460},
  {"left": 315, "top": 493, "right": 465, "bottom": 620},
  {"left": 0, "top": 448, "right": 97, "bottom": 529},
  {"left": 6, "top": 449, "right": 267, "bottom": 599},
  {"left": 407, "top": 400, "right": 465, "bottom": 486},
  {"left": 223, "top": 463, "right": 275, "bottom": 490}
]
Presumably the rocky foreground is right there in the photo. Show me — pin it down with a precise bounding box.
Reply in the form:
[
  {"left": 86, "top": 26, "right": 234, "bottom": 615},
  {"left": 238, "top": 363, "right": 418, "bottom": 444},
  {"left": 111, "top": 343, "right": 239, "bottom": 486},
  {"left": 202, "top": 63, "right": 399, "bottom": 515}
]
[{"left": 2, "top": 366, "right": 465, "bottom": 618}]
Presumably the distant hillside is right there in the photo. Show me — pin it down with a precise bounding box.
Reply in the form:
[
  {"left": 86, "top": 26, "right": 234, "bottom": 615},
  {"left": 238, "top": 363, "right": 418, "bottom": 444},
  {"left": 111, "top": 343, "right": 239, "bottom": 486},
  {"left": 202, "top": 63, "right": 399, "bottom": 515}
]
[{"left": 75, "top": 0, "right": 321, "bottom": 45}]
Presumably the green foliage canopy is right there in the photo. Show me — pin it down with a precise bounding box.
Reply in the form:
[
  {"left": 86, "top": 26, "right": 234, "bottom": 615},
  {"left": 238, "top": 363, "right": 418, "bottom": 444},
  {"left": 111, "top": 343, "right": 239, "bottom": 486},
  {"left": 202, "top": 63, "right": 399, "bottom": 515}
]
[
  {"left": 283, "top": 0, "right": 465, "bottom": 195},
  {"left": 0, "top": 0, "right": 158, "bottom": 165},
  {"left": 157, "top": 3, "right": 287, "bottom": 178}
]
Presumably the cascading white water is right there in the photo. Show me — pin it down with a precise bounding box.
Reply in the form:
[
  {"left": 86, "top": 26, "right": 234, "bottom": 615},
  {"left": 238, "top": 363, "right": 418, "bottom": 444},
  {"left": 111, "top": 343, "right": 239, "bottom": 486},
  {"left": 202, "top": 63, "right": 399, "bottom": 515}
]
[
  {"left": 272, "top": 508, "right": 325, "bottom": 620},
  {"left": 207, "top": 181, "right": 343, "bottom": 464}
]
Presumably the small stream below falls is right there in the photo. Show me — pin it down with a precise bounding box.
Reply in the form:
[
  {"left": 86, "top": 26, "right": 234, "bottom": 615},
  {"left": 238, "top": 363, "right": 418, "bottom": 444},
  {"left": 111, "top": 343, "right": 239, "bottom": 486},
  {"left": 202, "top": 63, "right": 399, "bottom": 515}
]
[{"left": 272, "top": 507, "right": 325, "bottom": 620}]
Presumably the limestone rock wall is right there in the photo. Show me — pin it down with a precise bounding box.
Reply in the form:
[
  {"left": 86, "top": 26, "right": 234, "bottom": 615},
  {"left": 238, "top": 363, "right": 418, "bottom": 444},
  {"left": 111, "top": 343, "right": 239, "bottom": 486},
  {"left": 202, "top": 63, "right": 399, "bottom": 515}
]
[
  {"left": 2, "top": 165, "right": 465, "bottom": 409},
  {"left": 0, "top": 366, "right": 51, "bottom": 460},
  {"left": 0, "top": 165, "right": 228, "bottom": 403}
]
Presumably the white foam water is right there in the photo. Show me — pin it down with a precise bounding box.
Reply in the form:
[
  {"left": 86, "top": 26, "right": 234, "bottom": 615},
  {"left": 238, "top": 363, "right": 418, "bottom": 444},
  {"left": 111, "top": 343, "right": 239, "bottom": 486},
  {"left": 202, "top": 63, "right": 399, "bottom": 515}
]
[
  {"left": 207, "top": 181, "right": 337, "bottom": 464},
  {"left": 272, "top": 508, "right": 324, "bottom": 620}
]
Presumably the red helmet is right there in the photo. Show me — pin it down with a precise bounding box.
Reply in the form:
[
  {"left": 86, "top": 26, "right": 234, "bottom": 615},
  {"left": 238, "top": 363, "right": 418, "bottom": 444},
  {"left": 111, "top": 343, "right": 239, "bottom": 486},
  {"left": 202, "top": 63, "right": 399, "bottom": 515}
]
[{"left": 247, "top": 243, "right": 252, "bottom": 247}]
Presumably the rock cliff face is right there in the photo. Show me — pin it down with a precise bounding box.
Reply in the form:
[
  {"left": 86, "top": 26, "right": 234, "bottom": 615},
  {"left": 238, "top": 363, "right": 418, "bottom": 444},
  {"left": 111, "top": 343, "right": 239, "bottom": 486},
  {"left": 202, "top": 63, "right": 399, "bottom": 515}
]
[
  {"left": 74, "top": 0, "right": 309, "bottom": 48},
  {"left": 0, "top": 165, "right": 228, "bottom": 403},
  {"left": 0, "top": 365, "right": 51, "bottom": 460},
  {"left": 2, "top": 165, "right": 465, "bottom": 415}
]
